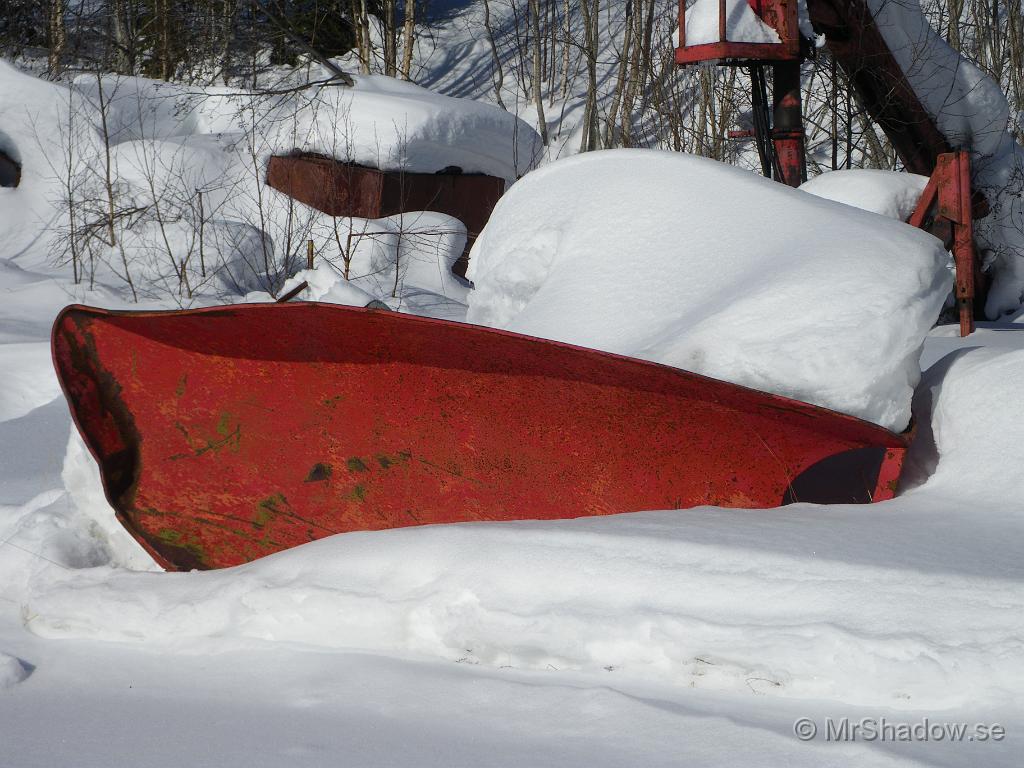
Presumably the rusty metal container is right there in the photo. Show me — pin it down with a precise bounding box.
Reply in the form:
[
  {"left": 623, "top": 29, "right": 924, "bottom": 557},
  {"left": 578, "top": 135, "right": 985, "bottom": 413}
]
[
  {"left": 53, "top": 303, "right": 911, "bottom": 571},
  {"left": 266, "top": 154, "right": 506, "bottom": 275}
]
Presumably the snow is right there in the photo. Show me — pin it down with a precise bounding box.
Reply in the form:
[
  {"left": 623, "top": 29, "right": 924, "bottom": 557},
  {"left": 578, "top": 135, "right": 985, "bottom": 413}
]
[
  {"left": 867, "top": 0, "right": 1009, "bottom": 157},
  {"left": 71, "top": 70, "right": 541, "bottom": 182},
  {"left": 0, "top": 61, "right": 102, "bottom": 261},
  {"left": 680, "top": 0, "right": 782, "bottom": 46},
  {"left": 22, "top": 376, "right": 1024, "bottom": 707},
  {"left": 801, "top": 169, "right": 929, "bottom": 221},
  {"left": 250, "top": 211, "right": 471, "bottom": 319},
  {"left": 0, "top": 62, "right": 535, "bottom": 319},
  {"left": 0, "top": 652, "right": 30, "bottom": 689},
  {"left": 467, "top": 149, "right": 949, "bottom": 431},
  {"left": 0, "top": 343, "right": 62, "bottom": 422}
]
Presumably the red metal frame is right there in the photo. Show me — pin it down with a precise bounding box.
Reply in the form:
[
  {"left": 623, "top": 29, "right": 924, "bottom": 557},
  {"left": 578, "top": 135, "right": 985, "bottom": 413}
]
[
  {"left": 676, "top": 0, "right": 801, "bottom": 65},
  {"left": 266, "top": 154, "right": 505, "bottom": 277},
  {"left": 907, "top": 151, "right": 983, "bottom": 336}
]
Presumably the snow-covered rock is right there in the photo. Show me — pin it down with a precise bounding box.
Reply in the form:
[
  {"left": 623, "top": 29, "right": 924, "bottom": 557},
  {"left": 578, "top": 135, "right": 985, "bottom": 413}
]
[
  {"left": 466, "top": 149, "right": 949, "bottom": 431},
  {"left": 801, "top": 169, "right": 929, "bottom": 221}
]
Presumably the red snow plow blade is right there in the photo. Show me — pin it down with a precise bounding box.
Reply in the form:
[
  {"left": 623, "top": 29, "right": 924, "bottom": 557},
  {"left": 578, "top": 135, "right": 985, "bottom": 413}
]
[{"left": 53, "top": 303, "right": 911, "bottom": 571}]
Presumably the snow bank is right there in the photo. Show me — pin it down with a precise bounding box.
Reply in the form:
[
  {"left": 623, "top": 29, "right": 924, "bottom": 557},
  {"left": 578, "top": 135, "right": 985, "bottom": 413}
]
[
  {"left": 0, "top": 63, "right": 535, "bottom": 313},
  {"left": 0, "top": 61, "right": 101, "bottom": 260},
  {"left": 0, "top": 343, "right": 62, "bottom": 422},
  {"left": 801, "top": 169, "right": 929, "bottom": 221},
  {"left": 904, "top": 346, "right": 1024, "bottom": 503},
  {"left": 466, "top": 150, "right": 948, "bottom": 431},
  {"left": 246, "top": 211, "right": 470, "bottom": 319},
  {"left": 73, "top": 72, "right": 540, "bottom": 183}
]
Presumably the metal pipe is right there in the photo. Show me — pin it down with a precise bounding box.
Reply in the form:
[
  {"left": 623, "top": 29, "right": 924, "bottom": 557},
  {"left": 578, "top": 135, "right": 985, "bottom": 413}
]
[{"left": 770, "top": 60, "right": 805, "bottom": 187}]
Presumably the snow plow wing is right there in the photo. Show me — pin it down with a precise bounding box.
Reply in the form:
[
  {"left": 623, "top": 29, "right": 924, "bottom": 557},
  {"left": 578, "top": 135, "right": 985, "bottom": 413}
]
[{"left": 53, "top": 303, "right": 911, "bottom": 571}]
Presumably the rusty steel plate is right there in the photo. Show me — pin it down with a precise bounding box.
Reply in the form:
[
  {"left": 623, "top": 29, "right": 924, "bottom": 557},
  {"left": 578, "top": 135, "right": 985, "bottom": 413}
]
[{"left": 52, "top": 303, "right": 911, "bottom": 571}]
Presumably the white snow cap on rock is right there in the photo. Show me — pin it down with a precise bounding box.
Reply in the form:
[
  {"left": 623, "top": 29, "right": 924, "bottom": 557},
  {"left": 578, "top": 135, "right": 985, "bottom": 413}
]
[
  {"left": 467, "top": 149, "right": 950, "bottom": 432},
  {"left": 801, "top": 169, "right": 929, "bottom": 221}
]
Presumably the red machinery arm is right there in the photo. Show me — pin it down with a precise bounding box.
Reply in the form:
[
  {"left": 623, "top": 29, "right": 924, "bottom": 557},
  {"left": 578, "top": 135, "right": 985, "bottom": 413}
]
[
  {"left": 676, "top": 0, "right": 986, "bottom": 334},
  {"left": 805, "top": 0, "right": 952, "bottom": 176}
]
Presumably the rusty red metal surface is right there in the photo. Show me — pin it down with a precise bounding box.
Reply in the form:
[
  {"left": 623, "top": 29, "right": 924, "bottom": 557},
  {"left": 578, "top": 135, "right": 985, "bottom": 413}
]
[
  {"left": 908, "top": 151, "right": 985, "bottom": 336},
  {"left": 265, "top": 154, "right": 505, "bottom": 275},
  {"left": 53, "top": 303, "right": 911, "bottom": 571}
]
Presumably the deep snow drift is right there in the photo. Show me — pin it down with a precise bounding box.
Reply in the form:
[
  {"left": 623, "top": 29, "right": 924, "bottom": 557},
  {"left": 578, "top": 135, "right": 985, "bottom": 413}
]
[
  {"left": 801, "top": 168, "right": 929, "bottom": 220},
  {"left": 466, "top": 150, "right": 949, "bottom": 431}
]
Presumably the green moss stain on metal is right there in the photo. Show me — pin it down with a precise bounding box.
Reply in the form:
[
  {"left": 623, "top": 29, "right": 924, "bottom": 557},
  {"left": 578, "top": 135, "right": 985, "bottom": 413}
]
[
  {"left": 216, "top": 411, "right": 234, "bottom": 437},
  {"left": 305, "top": 463, "right": 333, "bottom": 482},
  {"left": 346, "top": 457, "right": 369, "bottom": 473}
]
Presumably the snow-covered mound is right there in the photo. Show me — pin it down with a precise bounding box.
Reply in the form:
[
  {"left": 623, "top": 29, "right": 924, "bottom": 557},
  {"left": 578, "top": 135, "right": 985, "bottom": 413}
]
[
  {"left": 904, "top": 346, "right": 1024, "bottom": 504},
  {"left": 245, "top": 211, "right": 470, "bottom": 319},
  {"left": 71, "top": 71, "right": 540, "bottom": 183},
  {"left": 0, "top": 61, "right": 102, "bottom": 260},
  {"left": 466, "top": 150, "right": 949, "bottom": 431},
  {"left": 0, "top": 62, "right": 536, "bottom": 314},
  {"left": 801, "top": 169, "right": 929, "bottom": 221},
  {"left": 0, "top": 653, "right": 30, "bottom": 689}
]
